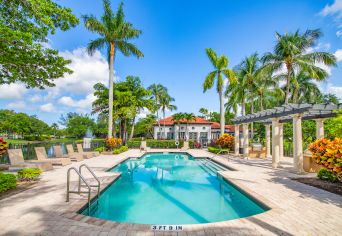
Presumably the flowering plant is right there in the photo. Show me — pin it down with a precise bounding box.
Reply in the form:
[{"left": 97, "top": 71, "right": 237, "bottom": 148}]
[
  {"left": 0, "top": 138, "right": 8, "bottom": 156},
  {"left": 216, "top": 134, "right": 234, "bottom": 150},
  {"left": 105, "top": 137, "right": 122, "bottom": 150},
  {"left": 309, "top": 138, "right": 342, "bottom": 181}
]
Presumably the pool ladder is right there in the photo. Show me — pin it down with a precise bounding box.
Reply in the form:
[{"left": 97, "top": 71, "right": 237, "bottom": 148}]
[{"left": 66, "top": 164, "right": 101, "bottom": 214}]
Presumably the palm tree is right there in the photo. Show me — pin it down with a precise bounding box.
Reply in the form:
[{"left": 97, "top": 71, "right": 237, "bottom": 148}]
[
  {"left": 262, "top": 29, "right": 336, "bottom": 104},
  {"left": 183, "top": 113, "right": 196, "bottom": 141},
  {"left": 159, "top": 93, "right": 177, "bottom": 139},
  {"left": 319, "top": 93, "right": 340, "bottom": 104},
  {"left": 147, "top": 83, "right": 167, "bottom": 131},
  {"left": 172, "top": 112, "right": 185, "bottom": 140},
  {"left": 51, "top": 123, "right": 58, "bottom": 137},
  {"left": 83, "top": 0, "right": 143, "bottom": 137},
  {"left": 204, "top": 48, "right": 236, "bottom": 135}
]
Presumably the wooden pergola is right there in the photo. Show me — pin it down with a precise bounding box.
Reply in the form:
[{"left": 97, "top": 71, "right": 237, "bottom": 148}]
[{"left": 232, "top": 103, "right": 342, "bottom": 173}]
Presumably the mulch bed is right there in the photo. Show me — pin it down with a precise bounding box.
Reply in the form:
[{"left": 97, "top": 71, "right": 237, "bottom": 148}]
[
  {"left": 0, "top": 181, "right": 38, "bottom": 200},
  {"left": 293, "top": 177, "right": 342, "bottom": 196}
]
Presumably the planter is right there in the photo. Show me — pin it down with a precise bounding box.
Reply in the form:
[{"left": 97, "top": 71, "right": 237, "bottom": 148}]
[{"left": 303, "top": 150, "right": 321, "bottom": 173}]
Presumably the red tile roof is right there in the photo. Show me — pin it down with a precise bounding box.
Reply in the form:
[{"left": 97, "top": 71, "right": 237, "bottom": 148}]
[{"left": 156, "top": 116, "right": 235, "bottom": 131}]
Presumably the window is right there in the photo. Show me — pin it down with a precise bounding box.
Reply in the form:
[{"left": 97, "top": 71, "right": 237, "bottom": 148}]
[
  {"left": 200, "top": 132, "right": 208, "bottom": 138},
  {"left": 202, "top": 127, "right": 206, "bottom": 130},
  {"left": 189, "top": 132, "right": 198, "bottom": 140},
  {"left": 169, "top": 127, "right": 172, "bottom": 131},
  {"left": 181, "top": 127, "right": 184, "bottom": 130},
  {"left": 192, "top": 127, "right": 195, "bottom": 130},
  {"left": 167, "top": 132, "right": 174, "bottom": 139}
]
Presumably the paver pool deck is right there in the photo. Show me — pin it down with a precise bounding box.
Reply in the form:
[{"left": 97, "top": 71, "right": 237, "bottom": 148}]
[{"left": 0, "top": 149, "right": 341, "bottom": 235}]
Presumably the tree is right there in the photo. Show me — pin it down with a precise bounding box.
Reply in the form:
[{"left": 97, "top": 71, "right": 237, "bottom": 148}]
[
  {"left": 262, "top": 29, "right": 337, "bottom": 104},
  {"left": 172, "top": 113, "right": 185, "bottom": 140},
  {"left": 183, "top": 113, "right": 195, "bottom": 141},
  {"left": 51, "top": 123, "right": 59, "bottom": 137},
  {"left": 147, "top": 83, "right": 167, "bottom": 131},
  {"left": 0, "top": 0, "right": 79, "bottom": 87},
  {"left": 319, "top": 93, "right": 340, "bottom": 105},
  {"left": 204, "top": 48, "right": 236, "bottom": 135},
  {"left": 83, "top": 0, "right": 143, "bottom": 138},
  {"left": 134, "top": 115, "right": 157, "bottom": 138},
  {"left": 64, "top": 114, "right": 96, "bottom": 139},
  {"left": 159, "top": 93, "right": 177, "bottom": 139}
]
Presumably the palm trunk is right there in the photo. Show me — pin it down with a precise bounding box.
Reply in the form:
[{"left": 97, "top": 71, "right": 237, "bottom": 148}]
[
  {"left": 241, "top": 97, "right": 246, "bottom": 116},
  {"left": 163, "top": 110, "right": 166, "bottom": 139},
  {"left": 108, "top": 42, "right": 115, "bottom": 137},
  {"left": 250, "top": 102, "right": 254, "bottom": 140},
  {"left": 285, "top": 69, "right": 291, "bottom": 105},
  {"left": 219, "top": 88, "right": 225, "bottom": 136},
  {"left": 129, "top": 116, "right": 135, "bottom": 140}
]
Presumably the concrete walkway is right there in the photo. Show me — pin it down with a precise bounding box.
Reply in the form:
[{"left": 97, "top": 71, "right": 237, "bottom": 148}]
[{"left": 0, "top": 149, "right": 341, "bottom": 235}]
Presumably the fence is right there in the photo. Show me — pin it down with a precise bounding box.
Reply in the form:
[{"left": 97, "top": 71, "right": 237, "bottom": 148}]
[{"left": 0, "top": 140, "right": 105, "bottom": 164}]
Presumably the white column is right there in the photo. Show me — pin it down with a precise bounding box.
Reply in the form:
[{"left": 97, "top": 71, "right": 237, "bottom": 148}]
[
  {"left": 265, "top": 124, "right": 271, "bottom": 158},
  {"left": 293, "top": 114, "right": 304, "bottom": 173},
  {"left": 234, "top": 124, "right": 240, "bottom": 155},
  {"left": 272, "top": 118, "right": 280, "bottom": 168},
  {"left": 242, "top": 123, "right": 249, "bottom": 158},
  {"left": 315, "top": 119, "right": 324, "bottom": 139},
  {"left": 279, "top": 123, "right": 284, "bottom": 160}
]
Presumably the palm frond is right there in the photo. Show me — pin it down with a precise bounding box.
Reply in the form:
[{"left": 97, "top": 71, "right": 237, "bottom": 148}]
[
  {"left": 206, "top": 48, "right": 218, "bottom": 68},
  {"left": 203, "top": 71, "right": 216, "bottom": 92},
  {"left": 86, "top": 38, "right": 107, "bottom": 55},
  {"left": 116, "top": 41, "right": 144, "bottom": 58}
]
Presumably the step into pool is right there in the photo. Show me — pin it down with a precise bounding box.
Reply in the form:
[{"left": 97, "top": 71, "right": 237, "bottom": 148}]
[{"left": 80, "top": 152, "right": 267, "bottom": 224}]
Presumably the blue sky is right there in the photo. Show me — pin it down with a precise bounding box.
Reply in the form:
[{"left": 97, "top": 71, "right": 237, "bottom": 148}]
[{"left": 0, "top": 0, "right": 341, "bottom": 124}]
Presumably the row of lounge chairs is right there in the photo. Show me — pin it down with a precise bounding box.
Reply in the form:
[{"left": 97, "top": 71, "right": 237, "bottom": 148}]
[{"left": 7, "top": 144, "right": 100, "bottom": 171}]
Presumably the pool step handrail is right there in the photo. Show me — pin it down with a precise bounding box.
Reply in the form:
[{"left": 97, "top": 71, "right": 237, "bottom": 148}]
[
  {"left": 78, "top": 164, "right": 101, "bottom": 204},
  {"left": 66, "top": 167, "right": 92, "bottom": 213}
]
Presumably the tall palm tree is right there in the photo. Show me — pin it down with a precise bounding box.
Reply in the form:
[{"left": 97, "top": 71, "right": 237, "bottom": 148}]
[
  {"left": 262, "top": 29, "right": 336, "bottom": 104},
  {"left": 183, "top": 113, "right": 196, "bottom": 141},
  {"left": 172, "top": 112, "right": 185, "bottom": 140},
  {"left": 147, "top": 83, "right": 167, "bottom": 131},
  {"left": 159, "top": 93, "right": 177, "bottom": 139},
  {"left": 204, "top": 48, "right": 236, "bottom": 135},
  {"left": 83, "top": 0, "right": 143, "bottom": 137}
]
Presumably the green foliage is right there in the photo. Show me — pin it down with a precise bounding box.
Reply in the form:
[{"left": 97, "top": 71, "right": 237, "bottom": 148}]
[
  {"left": 113, "top": 146, "right": 128, "bottom": 154},
  {"left": 326, "top": 110, "right": 342, "bottom": 139},
  {"left": 0, "top": 0, "right": 79, "bottom": 87},
  {"left": 208, "top": 146, "right": 229, "bottom": 154},
  {"left": 127, "top": 140, "right": 141, "bottom": 148},
  {"left": 64, "top": 114, "right": 96, "bottom": 139},
  {"left": 0, "top": 110, "right": 51, "bottom": 137},
  {"left": 17, "top": 168, "right": 42, "bottom": 181},
  {"left": 95, "top": 147, "right": 106, "bottom": 153},
  {"left": 0, "top": 138, "right": 8, "bottom": 157},
  {"left": 0, "top": 172, "right": 17, "bottom": 193},
  {"left": 134, "top": 115, "right": 157, "bottom": 138},
  {"left": 146, "top": 140, "right": 184, "bottom": 149},
  {"left": 317, "top": 168, "right": 338, "bottom": 183}
]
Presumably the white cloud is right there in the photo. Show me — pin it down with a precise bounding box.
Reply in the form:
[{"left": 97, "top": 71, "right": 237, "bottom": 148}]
[
  {"left": 337, "top": 30, "right": 342, "bottom": 38},
  {"left": 6, "top": 101, "right": 26, "bottom": 109},
  {"left": 40, "top": 103, "right": 56, "bottom": 112},
  {"left": 58, "top": 94, "right": 96, "bottom": 111},
  {"left": 327, "top": 85, "right": 342, "bottom": 100},
  {"left": 334, "top": 49, "right": 342, "bottom": 62},
  {"left": 29, "top": 94, "right": 42, "bottom": 103},
  {"left": 45, "top": 48, "right": 115, "bottom": 99},
  {"left": 0, "top": 84, "right": 27, "bottom": 99},
  {"left": 321, "top": 0, "right": 342, "bottom": 18}
]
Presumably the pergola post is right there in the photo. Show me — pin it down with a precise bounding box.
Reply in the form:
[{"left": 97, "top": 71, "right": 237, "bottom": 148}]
[
  {"left": 234, "top": 124, "right": 240, "bottom": 156},
  {"left": 272, "top": 118, "right": 280, "bottom": 168},
  {"left": 265, "top": 124, "right": 271, "bottom": 158},
  {"left": 279, "top": 123, "right": 284, "bottom": 160},
  {"left": 293, "top": 114, "right": 304, "bottom": 173},
  {"left": 315, "top": 119, "right": 324, "bottom": 139},
  {"left": 242, "top": 123, "right": 249, "bottom": 158}
]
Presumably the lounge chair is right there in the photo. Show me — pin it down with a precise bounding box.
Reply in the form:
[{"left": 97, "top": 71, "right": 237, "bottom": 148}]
[
  {"left": 8, "top": 149, "right": 53, "bottom": 171},
  {"left": 34, "top": 147, "right": 71, "bottom": 166},
  {"left": 54, "top": 145, "right": 83, "bottom": 162},
  {"left": 66, "top": 144, "right": 87, "bottom": 161},
  {"left": 76, "top": 144, "right": 99, "bottom": 158}
]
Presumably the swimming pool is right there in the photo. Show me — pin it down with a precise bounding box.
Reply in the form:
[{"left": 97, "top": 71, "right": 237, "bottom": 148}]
[{"left": 81, "top": 152, "right": 267, "bottom": 224}]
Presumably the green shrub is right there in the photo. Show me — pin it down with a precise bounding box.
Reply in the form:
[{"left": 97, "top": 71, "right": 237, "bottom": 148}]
[
  {"left": 95, "top": 146, "right": 106, "bottom": 153},
  {"left": 113, "top": 146, "right": 128, "bottom": 154},
  {"left": 146, "top": 140, "right": 184, "bottom": 149},
  {"left": 17, "top": 168, "right": 42, "bottom": 181},
  {"left": 0, "top": 172, "right": 17, "bottom": 193},
  {"left": 127, "top": 140, "right": 141, "bottom": 148},
  {"left": 317, "top": 168, "right": 338, "bottom": 182},
  {"left": 208, "top": 146, "right": 229, "bottom": 154}
]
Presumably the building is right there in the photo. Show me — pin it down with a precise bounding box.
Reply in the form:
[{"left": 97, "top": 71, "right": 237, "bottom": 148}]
[{"left": 153, "top": 116, "right": 235, "bottom": 144}]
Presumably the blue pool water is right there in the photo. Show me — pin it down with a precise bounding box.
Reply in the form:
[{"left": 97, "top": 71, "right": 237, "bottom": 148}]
[{"left": 82, "top": 153, "right": 267, "bottom": 224}]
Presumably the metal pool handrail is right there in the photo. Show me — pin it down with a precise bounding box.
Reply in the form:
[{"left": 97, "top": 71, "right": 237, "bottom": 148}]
[
  {"left": 78, "top": 164, "right": 101, "bottom": 203},
  {"left": 66, "top": 167, "right": 92, "bottom": 213}
]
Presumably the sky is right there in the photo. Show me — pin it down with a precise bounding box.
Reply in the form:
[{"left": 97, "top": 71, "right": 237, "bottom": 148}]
[{"left": 0, "top": 0, "right": 341, "bottom": 125}]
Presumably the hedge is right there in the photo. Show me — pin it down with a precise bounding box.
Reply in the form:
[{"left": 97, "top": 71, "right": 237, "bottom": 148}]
[
  {"left": 127, "top": 140, "right": 141, "bottom": 148},
  {"left": 146, "top": 140, "right": 184, "bottom": 149},
  {"left": 208, "top": 146, "right": 229, "bottom": 154},
  {"left": 113, "top": 146, "right": 128, "bottom": 154},
  {"left": 17, "top": 168, "right": 42, "bottom": 181},
  {"left": 0, "top": 172, "right": 17, "bottom": 193}
]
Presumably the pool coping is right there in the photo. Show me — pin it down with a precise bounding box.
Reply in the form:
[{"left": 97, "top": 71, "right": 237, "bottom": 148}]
[{"left": 61, "top": 151, "right": 282, "bottom": 232}]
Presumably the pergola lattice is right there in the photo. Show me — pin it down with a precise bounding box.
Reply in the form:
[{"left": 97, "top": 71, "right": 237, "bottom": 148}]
[{"left": 231, "top": 103, "right": 342, "bottom": 173}]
